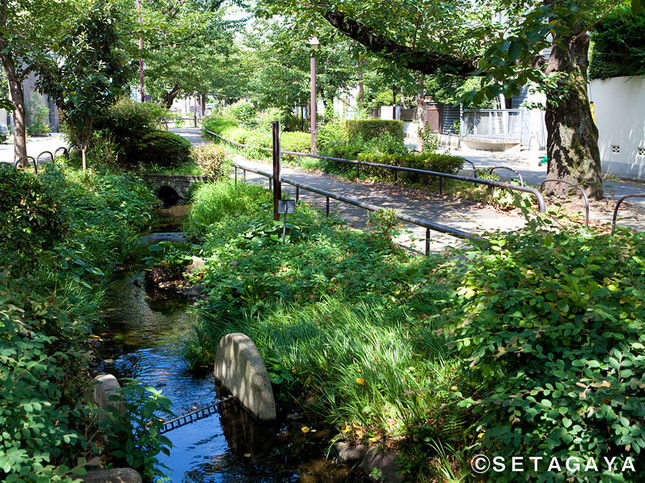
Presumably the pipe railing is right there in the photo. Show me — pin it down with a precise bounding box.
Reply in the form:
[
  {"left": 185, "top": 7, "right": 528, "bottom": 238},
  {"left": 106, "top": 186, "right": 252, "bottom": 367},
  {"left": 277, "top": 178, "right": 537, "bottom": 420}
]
[
  {"left": 14, "top": 156, "right": 38, "bottom": 174},
  {"left": 611, "top": 195, "right": 645, "bottom": 234},
  {"left": 232, "top": 162, "right": 486, "bottom": 255},
  {"left": 12, "top": 146, "right": 69, "bottom": 174},
  {"left": 37, "top": 151, "right": 54, "bottom": 164},
  {"left": 540, "top": 179, "right": 590, "bottom": 227},
  {"left": 487, "top": 166, "right": 525, "bottom": 186},
  {"left": 206, "top": 129, "right": 546, "bottom": 212}
]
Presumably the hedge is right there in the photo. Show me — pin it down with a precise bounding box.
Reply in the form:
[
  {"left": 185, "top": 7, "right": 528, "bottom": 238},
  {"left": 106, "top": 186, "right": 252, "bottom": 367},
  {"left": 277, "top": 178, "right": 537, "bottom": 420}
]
[{"left": 342, "top": 119, "right": 404, "bottom": 143}]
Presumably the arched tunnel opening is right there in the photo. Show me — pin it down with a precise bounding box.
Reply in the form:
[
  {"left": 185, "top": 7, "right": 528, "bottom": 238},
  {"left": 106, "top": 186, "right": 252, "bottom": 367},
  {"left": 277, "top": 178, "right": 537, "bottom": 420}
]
[{"left": 157, "top": 185, "right": 180, "bottom": 207}]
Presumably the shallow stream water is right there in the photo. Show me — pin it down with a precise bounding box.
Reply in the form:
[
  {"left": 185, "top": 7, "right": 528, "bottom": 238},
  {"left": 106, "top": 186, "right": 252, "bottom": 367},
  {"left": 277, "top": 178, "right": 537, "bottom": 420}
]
[{"left": 98, "top": 206, "right": 357, "bottom": 482}]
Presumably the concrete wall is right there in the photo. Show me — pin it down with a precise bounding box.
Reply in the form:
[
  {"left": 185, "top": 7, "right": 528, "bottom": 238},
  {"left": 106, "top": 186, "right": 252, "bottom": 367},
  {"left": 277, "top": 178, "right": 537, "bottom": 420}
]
[{"left": 590, "top": 76, "right": 645, "bottom": 180}]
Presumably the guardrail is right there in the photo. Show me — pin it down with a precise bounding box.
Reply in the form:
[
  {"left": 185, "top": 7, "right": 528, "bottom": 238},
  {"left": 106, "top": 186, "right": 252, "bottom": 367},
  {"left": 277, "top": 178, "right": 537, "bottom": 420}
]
[
  {"left": 232, "top": 162, "right": 486, "bottom": 255},
  {"left": 205, "top": 129, "right": 546, "bottom": 212},
  {"left": 611, "top": 195, "right": 645, "bottom": 234}
]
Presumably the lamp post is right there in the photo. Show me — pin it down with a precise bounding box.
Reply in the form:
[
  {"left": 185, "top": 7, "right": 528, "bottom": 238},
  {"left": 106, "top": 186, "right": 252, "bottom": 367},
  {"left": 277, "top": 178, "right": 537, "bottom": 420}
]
[
  {"left": 309, "top": 36, "right": 319, "bottom": 155},
  {"left": 137, "top": 0, "right": 144, "bottom": 102}
]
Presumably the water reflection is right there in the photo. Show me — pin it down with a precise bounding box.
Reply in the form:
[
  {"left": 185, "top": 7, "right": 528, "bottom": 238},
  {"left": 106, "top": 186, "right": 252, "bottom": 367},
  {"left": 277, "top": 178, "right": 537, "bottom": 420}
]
[{"left": 100, "top": 273, "right": 357, "bottom": 482}]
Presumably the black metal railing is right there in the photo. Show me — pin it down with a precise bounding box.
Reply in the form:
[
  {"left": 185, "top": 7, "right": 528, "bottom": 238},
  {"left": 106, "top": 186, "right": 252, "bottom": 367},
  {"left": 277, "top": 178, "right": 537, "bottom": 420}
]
[
  {"left": 232, "top": 162, "right": 486, "bottom": 255},
  {"left": 205, "top": 129, "right": 546, "bottom": 212},
  {"left": 611, "top": 195, "right": 645, "bottom": 234},
  {"left": 12, "top": 146, "right": 69, "bottom": 174}
]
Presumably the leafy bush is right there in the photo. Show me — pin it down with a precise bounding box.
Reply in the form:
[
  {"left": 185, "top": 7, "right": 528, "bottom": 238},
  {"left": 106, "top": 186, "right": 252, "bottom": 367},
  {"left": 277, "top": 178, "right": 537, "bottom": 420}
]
[
  {"left": 94, "top": 98, "right": 168, "bottom": 166},
  {"left": 0, "top": 161, "right": 157, "bottom": 480},
  {"left": 133, "top": 130, "right": 192, "bottom": 167},
  {"left": 101, "top": 381, "right": 173, "bottom": 480},
  {"left": 590, "top": 6, "right": 645, "bottom": 79},
  {"left": 281, "top": 131, "right": 311, "bottom": 153},
  {"left": 0, "top": 165, "right": 65, "bottom": 269},
  {"left": 26, "top": 97, "right": 51, "bottom": 136},
  {"left": 223, "top": 100, "right": 256, "bottom": 128},
  {"left": 192, "top": 144, "right": 228, "bottom": 180},
  {"left": 257, "top": 107, "right": 287, "bottom": 130},
  {"left": 0, "top": 280, "right": 93, "bottom": 482},
  {"left": 342, "top": 119, "right": 404, "bottom": 143},
  {"left": 448, "top": 220, "right": 645, "bottom": 480}
]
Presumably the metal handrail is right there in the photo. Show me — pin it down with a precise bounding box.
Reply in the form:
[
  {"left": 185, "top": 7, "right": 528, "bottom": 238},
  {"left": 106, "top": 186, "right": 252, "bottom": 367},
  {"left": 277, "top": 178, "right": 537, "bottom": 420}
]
[
  {"left": 206, "top": 129, "right": 546, "bottom": 212},
  {"left": 14, "top": 156, "right": 38, "bottom": 174},
  {"left": 37, "top": 151, "right": 54, "bottom": 164},
  {"left": 232, "top": 161, "right": 486, "bottom": 255},
  {"left": 539, "top": 179, "right": 590, "bottom": 227},
  {"left": 462, "top": 159, "right": 477, "bottom": 178},
  {"left": 54, "top": 146, "right": 69, "bottom": 158},
  {"left": 611, "top": 195, "right": 645, "bottom": 234},
  {"left": 487, "top": 166, "right": 524, "bottom": 186}
]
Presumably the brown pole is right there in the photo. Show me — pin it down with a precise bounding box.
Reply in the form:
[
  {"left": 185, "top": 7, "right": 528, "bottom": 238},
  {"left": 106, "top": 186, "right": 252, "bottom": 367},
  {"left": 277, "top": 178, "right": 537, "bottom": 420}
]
[
  {"left": 272, "top": 121, "right": 282, "bottom": 220},
  {"left": 310, "top": 53, "right": 317, "bottom": 155},
  {"left": 137, "top": 0, "right": 144, "bottom": 102}
]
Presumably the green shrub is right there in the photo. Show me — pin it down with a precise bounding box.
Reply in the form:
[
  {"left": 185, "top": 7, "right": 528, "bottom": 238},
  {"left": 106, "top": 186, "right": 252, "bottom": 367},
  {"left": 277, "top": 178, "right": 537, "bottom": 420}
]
[
  {"left": 202, "top": 116, "right": 238, "bottom": 139},
  {"left": 257, "top": 107, "right": 287, "bottom": 130},
  {"left": 94, "top": 98, "right": 168, "bottom": 165},
  {"left": 590, "top": 5, "right": 645, "bottom": 80},
  {"left": 448, "top": 221, "right": 645, "bottom": 480},
  {"left": 192, "top": 144, "right": 228, "bottom": 180},
  {"left": 0, "top": 165, "right": 65, "bottom": 270},
  {"left": 342, "top": 119, "right": 404, "bottom": 143},
  {"left": 133, "top": 130, "right": 191, "bottom": 167},
  {"left": 281, "top": 131, "right": 311, "bottom": 154},
  {"left": 26, "top": 97, "right": 51, "bottom": 136},
  {"left": 223, "top": 100, "right": 256, "bottom": 128},
  {"left": 0, "top": 162, "right": 158, "bottom": 480}
]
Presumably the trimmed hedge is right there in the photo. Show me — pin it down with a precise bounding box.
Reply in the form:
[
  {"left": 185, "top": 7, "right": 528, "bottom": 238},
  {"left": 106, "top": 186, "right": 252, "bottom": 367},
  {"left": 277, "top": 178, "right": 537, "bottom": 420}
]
[
  {"left": 342, "top": 119, "right": 404, "bottom": 143},
  {"left": 357, "top": 152, "right": 464, "bottom": 173}
]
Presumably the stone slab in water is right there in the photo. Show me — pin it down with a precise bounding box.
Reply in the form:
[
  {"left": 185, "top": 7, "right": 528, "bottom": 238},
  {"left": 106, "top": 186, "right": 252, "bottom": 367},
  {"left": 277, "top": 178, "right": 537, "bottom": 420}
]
[{"left": 214, "top": 333, "right": 276, "bottom": 421}]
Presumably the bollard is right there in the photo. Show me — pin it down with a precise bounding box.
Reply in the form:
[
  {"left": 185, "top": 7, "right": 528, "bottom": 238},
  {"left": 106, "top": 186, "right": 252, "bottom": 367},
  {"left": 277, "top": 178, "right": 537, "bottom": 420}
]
[{"left": 425, "top": 228, "right": 430, "bottom": 256}]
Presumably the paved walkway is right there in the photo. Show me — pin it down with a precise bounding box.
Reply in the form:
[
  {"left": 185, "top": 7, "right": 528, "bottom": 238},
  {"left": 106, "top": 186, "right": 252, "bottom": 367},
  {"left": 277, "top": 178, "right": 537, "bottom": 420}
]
[
  {"left": 0, "top": 134, "right": 68, "bottom": 164},
  {"left": 171, "top": 128, "right": 643, "bottom": 252},
  {"left": 450, "top": 146, "right": 645, "bottom": 210}
]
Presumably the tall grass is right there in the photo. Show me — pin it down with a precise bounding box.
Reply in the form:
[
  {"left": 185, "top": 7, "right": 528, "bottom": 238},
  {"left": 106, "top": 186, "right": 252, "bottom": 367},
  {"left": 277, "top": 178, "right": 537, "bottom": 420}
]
[{"left": 181, "top": 181, "right": 473, "bottom": 479}]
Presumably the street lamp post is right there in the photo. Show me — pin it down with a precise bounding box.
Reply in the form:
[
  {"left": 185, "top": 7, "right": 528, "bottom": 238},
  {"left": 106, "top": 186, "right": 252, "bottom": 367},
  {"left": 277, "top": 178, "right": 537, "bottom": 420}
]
[
  {"left": 137, "top": 0, "right": 144, "bottom": 102},
  {"left": 309, "top": 36, "right": 319, "bottom": 155}
]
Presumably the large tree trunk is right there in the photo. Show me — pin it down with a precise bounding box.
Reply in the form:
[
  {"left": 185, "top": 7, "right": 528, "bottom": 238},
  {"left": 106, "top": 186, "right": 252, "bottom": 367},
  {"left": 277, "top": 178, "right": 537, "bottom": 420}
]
[
  {"left": 544, "top": 31, "right": 603, "bottom": 200},
  {"left": 3, "top": 60, "right": 27, "bottom": 162}
]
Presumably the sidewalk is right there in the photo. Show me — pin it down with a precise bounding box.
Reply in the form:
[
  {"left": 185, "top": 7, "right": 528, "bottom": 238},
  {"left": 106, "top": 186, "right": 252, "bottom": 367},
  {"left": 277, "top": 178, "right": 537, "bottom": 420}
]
[
  {"left": 173, "top": 128, "right": 643, "bottom": 247},
  {"left": 0, "top": 133, "right": 68, "bottom": 164}
]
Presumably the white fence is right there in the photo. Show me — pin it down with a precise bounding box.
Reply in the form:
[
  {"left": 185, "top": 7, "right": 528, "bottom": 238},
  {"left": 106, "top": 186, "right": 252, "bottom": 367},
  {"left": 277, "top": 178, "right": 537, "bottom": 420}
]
[{"left": 461, "top": 109, "right": 526, "bottom": 141}]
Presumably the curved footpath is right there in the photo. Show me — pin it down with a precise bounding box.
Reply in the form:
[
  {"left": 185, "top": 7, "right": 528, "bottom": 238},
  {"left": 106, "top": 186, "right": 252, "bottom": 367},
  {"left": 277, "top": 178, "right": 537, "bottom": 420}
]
[{"left": 172, "top": 127, "right": 644, "bottom": 253}]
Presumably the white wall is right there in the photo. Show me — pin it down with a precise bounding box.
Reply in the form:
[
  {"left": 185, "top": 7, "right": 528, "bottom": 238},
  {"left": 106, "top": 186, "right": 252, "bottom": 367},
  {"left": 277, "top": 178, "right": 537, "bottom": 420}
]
[{"left": 590, "top": 76, "right": 645, "bottom": 180}]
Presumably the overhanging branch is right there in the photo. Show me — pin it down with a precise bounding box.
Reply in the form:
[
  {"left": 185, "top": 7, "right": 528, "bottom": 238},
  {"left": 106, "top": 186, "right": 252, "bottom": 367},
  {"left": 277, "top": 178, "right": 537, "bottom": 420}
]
[{"left": 322, "top": 9, "right": 478, "bottom": 76}]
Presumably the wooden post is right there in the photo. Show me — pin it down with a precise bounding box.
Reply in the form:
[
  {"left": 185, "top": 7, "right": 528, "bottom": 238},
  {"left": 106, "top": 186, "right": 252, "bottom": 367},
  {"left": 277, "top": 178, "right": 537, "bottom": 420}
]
[{"left": 272, "top": 121, "right": 281, "bottom": 221}]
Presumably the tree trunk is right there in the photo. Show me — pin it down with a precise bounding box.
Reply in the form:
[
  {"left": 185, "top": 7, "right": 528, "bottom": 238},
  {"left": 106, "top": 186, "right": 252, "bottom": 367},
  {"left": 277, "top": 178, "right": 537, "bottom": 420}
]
[
  {"left": 3, "top": 60, "right": 27, "bottom": 162},
  {"left": 163, "top": 85, "right": 181, "bottom": 109},
  {"left": 544, "top": 31, "right": 603, "bottom": 200}
]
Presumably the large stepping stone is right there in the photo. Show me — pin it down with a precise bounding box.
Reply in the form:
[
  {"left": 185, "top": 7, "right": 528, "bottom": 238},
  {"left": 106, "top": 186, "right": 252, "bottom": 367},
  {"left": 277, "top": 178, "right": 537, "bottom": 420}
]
[{"left": 214, "top": 333, "right": 276, "bottom": 420}]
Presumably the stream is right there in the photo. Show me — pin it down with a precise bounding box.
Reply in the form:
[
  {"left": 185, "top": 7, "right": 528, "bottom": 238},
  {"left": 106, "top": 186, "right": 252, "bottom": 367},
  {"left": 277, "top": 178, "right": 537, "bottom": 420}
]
[{"left": 98, "top": 205, "right": 358, "bottom": 482}]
